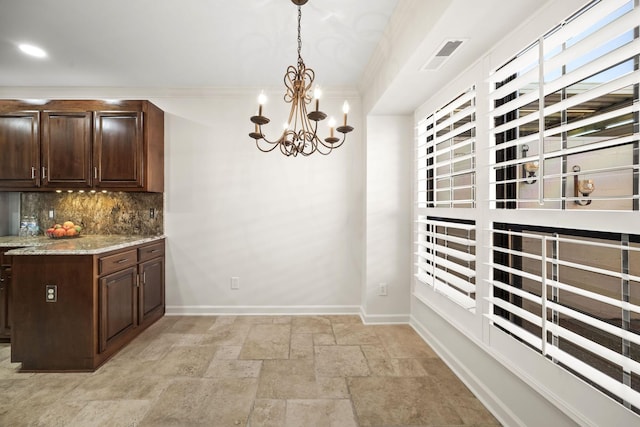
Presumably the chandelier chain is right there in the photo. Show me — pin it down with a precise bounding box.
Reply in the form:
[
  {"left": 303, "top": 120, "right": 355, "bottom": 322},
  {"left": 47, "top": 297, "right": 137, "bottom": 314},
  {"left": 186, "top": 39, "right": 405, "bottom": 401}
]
[{"left": 297, "top": 6, "right": 303, "bottom": 67}]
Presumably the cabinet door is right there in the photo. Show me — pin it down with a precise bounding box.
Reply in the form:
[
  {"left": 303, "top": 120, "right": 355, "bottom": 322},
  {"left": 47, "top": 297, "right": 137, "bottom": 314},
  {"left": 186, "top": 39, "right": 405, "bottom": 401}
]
[
  {"left": 42, "top": 111, "right": 92, "bottom": 188},
  {"left": 0, "top": 111, "right": 40, "bottom": 188},
  {"left": 139, "top": 256, "right": 165, "bottom": 325},
  {"left": 99, "top": 266, "right": 138, "bottom": 353},
  {"left": 94, "top": 111, "right": 143, "bottom": 189},
  {"left": 0, "top": 266, "right": 11, "bottom": 341}
]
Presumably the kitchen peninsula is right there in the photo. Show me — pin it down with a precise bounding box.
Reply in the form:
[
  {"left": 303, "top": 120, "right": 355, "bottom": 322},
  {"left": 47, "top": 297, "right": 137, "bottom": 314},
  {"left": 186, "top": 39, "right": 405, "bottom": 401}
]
[{"left": 1, "top": 235, "right": 165, "bottom": 371}]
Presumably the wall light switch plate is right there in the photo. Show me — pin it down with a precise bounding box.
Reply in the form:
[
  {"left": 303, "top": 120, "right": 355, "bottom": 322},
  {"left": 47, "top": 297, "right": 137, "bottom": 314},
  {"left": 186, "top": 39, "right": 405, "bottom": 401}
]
[{"left": 231, "top": 277, "right": 240, "bottom": 290}]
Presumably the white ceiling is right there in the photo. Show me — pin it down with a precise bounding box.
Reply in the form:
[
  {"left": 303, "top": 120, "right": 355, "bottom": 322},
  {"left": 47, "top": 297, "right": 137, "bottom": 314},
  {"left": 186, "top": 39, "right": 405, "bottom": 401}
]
[
  {"left": 0, "top": 0, "right": 550, "bottom": 114},
  {"left": 0, "top": 0, "right": 398, "bottom": 88}
]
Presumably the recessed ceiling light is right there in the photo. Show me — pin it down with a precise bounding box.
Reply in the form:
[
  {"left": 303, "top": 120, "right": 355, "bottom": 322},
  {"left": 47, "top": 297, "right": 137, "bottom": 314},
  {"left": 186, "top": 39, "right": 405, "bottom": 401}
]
[{"left": 18, "top": 43, "right": 47, "bottom": 58}]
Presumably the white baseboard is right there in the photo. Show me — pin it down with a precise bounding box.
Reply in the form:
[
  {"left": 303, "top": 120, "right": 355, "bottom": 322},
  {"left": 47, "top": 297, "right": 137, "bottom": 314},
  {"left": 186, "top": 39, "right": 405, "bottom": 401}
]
[
  {"left": 359, "top": 307, "right": 410, "bottom": 324},
  {"left": 165, "top": 305, "right": 410, "bottom": 324},
  {"left": 165, "top": 305, "right": 361, "bottom": 316}
]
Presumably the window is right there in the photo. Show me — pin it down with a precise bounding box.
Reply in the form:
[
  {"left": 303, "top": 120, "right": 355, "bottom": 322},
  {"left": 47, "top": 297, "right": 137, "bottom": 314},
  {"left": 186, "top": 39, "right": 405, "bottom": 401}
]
[
  {"left": 489, "top": 0, "right": 639, "bottom": 210},
  {"left": 416, "top": 86, "right": 476, "bottom": 208},
  {"left": 489, "top": 224, "right": 640, "bottom": 412},
  {"left": 415, "top": 217, "right": 476, "bottom": 310}
]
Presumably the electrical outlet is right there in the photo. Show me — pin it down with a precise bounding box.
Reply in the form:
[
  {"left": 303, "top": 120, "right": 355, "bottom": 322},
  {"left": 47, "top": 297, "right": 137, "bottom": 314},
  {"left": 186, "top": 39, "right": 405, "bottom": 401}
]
[
  {"left": 149, "top": 208, "right": 155, "bottom": 219},
  {"left": 48, "top": 209, "right": 55, "bottom": 219},
  {"left": 378, "top": 283, "right": 388, "bottom": 296},
  {"left": 231, "top": 277, "right": 240, "bottom": 290},
  {"left": 45, "top": 284, "right": 57, "bottom": 302}
]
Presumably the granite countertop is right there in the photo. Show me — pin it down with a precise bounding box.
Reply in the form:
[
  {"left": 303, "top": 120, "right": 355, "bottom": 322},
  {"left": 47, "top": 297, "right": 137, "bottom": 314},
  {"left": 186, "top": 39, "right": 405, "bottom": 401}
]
[{"left": 0, "top": 235, "right": 165, "bottom": 255}]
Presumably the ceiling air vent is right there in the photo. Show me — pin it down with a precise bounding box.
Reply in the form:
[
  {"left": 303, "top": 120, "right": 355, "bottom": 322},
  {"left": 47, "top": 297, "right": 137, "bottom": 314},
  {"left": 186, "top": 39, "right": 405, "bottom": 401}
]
[{"left": 421, "top": 39, "right": 466, "bottom": 71}]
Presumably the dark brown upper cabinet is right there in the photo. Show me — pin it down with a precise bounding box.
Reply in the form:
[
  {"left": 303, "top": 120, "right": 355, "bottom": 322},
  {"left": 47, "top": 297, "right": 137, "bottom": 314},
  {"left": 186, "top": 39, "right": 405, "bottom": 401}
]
[
  {"left": 0, "top": 100, "right": 164, "bottom": 192},
  {"left": 42, "top": 111, "right": 92, "bottom": 188},
  {"left": 94, "top": 111, "right": 143, "bottom": 189},
  {"left": 0, "top": 111, "right": 40, "bottom": 189}
]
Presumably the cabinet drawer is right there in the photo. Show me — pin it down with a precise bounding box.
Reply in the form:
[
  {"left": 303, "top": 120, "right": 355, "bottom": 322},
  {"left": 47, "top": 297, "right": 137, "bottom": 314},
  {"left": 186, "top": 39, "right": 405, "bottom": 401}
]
[
  {"left": 99, "top": 249, "right": 138, "bottom": 276},
  {"left": 138, "top": 241, "right": 164, "bottom": 263}
]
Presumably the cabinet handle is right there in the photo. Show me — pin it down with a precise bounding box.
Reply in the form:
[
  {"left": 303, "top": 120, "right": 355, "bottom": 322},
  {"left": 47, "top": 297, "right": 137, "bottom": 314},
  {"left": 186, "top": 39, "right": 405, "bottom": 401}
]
[
  {"left": 116, "top": 258, "right": 129, "bottom": 264},
  {"left": 94, "top": 167, "right": 98, "bottom": 179},
  {"left": 31, "top": 167, "right": 36, "bottom": 179},
  {"left": 150, "top": 249, "right": 160, "bottom": 253},
  {"left": 143, "top": 271, "right": 146, "bottom": 285},
  {"left": 42, "top": 167, "right": 47, "bottom": 179}
]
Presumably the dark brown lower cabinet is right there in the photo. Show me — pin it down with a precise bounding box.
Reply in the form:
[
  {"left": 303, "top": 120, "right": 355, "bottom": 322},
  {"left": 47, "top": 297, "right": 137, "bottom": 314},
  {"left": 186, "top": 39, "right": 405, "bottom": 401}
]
[
  {"left": 11, "top": 239, "right": 165, "bottom": 371},
  {"left": 0, "top": 248, "right": 15, "bottom": 342},
  {"left": 0, "top": 266, "right": 11, "bottom": 342},
  {"left": 99, "top": 266, "right": 138, "bottom": 354},
  {"left": 139, "top": 256, "right": 165, "bottom": 327}
]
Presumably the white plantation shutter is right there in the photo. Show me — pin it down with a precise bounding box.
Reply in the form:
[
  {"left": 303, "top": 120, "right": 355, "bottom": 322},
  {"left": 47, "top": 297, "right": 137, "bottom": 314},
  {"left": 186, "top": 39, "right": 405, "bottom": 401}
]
[
  {"left": 487, "top": 225, "right": 640, "bottom": 409},
  {"left": 413, "top": 0, "right": 640, "bottom": 417},
  {"left": 415, "top": 217, "right": 476, "bottom": 310},
  {"left": 488, "top": 0, "right": 640, "bottom": 210},
  {"left": 416, "top": 87, "right": 476, "bottom": 208}
]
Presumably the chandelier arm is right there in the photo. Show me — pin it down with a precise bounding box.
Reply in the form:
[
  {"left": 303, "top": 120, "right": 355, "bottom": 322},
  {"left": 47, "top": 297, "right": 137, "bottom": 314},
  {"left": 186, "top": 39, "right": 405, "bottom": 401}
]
[
  {"left": 255, "top": 125, "right": 285, "bottom": 146},
  {"left": 255, "top": 137, "right": 284, "bottom": 153}
]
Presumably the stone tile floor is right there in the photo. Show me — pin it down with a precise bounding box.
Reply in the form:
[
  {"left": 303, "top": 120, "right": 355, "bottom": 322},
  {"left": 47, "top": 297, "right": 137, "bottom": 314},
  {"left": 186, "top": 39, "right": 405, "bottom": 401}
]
[{"left": 0, "top": 315, "right": 501, "bottom": 426}]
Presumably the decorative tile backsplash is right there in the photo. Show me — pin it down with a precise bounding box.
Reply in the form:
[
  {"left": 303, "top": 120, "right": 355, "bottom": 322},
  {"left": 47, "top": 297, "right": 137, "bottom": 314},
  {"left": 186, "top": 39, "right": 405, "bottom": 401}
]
[{"left": 21, "top": 192, "right": 163, "bottom": 236}]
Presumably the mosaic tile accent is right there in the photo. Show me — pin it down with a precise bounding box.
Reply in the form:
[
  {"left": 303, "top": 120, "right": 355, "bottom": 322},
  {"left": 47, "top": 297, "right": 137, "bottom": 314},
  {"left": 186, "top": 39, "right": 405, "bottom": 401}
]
[{"left": 21, "top": 192, "right": 163, "bottom": 236}]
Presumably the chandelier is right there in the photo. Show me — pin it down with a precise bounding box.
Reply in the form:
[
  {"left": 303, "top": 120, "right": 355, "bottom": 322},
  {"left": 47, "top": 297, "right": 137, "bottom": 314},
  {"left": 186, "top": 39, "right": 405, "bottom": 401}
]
[{"left": 249, "top": 0, "right": 353, "bottom": 157}]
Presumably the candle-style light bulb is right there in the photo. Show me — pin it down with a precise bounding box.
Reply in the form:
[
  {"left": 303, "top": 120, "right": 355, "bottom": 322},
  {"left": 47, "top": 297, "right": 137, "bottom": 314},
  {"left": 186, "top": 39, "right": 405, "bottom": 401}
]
[
  {"left": 283, "top": 122, "right": 289, "bottom": 130},
  {"left": 257, "top": 91, "right": 267, "bottom": 116},
  {"left": 342, "top": 101, "right": 350, "bottom": 126},
  {"left": 328, "top": 117, "right": 336, "bottom": 138},
  {"left": 313, "top": 87, "right": 322, "bottom": 112}
]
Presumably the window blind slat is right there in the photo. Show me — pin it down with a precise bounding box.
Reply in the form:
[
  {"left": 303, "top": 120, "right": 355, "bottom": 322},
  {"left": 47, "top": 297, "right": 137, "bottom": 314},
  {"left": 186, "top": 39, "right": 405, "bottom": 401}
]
[
  {"left": 545, "top": 7, "right": 640, "bottom": 79},
  {"left": 435, "top": 89, "right": 477, "bottom": 119},
  {"left": 485, "top": 297, "right": 543, "bottom": 327},
  {"left": 547, "top": 300, "right": 640, "bottom": 345},
  {"left": 418, "top": 219, "right": 476, "bottom": 231},
  {"left": 546, "top": 346, "right": 640, "bottom": 410},
  {"left": 543, "top": 0, "right": 632, "bottom": 55},
  {"left": 431, "top": 243, "right": 475, "bottom": 262},
  {"left": 544, "top": 38, "right": 640, "bottom": 98},
  {"left": 490, "top": 88, "right": 540, "bottom": 119},
  {"left": 544, "top": 103, "right": 640, "bottom": 138},
  {"left": 486, "top": 279, "right": 543, "bottom": 305},
  {"left": 433, "top": 105, "right": 476, "bottom": 134},
  {"left": 433, "top": 121, "right": 476, "bottom": 146},
  {"left": 485, "top": 313, "right": 544, "bottom": 350},
  {"left": 547, "top": 321, "right": 640, "bottom": 375},
  {"left": 544, "top": 69, "right": 640, "bottom": 117},
  {"left": 547, "top": 280, "right": 640, "bottom": 314}
]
